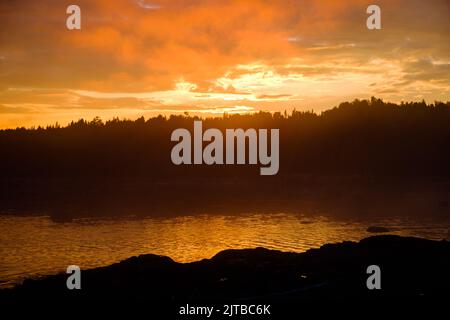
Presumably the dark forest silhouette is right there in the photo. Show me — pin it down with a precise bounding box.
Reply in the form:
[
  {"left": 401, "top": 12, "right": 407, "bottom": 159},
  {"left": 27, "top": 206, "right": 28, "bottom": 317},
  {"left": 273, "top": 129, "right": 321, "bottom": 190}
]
[{"left": 1, "top": 97, "right": 449, "bottom": 219}]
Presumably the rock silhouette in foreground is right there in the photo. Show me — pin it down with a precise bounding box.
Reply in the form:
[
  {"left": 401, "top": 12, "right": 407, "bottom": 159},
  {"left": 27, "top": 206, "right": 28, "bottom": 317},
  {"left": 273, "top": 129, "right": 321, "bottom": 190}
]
[{"left": 1, "top": 235, "right": 449, "bottom": 301}]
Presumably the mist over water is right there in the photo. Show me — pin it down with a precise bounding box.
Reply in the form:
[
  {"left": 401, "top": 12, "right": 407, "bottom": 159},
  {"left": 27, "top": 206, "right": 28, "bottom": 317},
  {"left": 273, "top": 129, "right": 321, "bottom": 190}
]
[{"left": 1, "top": 213, "right": 448, "bottom": 289}]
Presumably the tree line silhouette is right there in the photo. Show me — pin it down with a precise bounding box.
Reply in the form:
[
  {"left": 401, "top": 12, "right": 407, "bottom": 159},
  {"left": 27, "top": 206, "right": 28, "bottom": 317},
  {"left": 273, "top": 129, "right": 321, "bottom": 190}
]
[
  {"left": 0, "top": 97, "right": 449, "bottom": 218},
  {"left": 1, "top": 97, "right": 449, "bottom": 179}
]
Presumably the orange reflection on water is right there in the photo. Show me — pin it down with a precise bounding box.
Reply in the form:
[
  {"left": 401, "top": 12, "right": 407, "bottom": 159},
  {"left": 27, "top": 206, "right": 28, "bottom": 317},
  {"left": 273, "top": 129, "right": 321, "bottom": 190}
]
[{"left": 0, "top": 213, "right": 448, "bottom": 288}]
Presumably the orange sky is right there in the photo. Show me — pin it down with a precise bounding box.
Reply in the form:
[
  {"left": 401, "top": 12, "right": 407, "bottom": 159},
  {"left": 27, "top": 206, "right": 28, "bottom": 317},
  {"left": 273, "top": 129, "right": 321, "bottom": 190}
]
[{"left": 0, "top": 0, "right": 449, "bottom": 128}]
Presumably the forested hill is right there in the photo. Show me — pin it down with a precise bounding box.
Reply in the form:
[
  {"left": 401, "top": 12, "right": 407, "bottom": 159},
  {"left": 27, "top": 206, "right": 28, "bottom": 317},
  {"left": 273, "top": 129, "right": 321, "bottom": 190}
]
[{"left": 1, "top": 98, "right": 449, "bottom": 180}]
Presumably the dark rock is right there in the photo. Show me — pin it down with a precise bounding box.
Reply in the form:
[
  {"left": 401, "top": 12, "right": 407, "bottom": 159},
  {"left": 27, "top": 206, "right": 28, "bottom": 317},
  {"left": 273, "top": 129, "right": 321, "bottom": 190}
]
[{"left": 1, "top": 235, "right": 449, "bottom": 301}]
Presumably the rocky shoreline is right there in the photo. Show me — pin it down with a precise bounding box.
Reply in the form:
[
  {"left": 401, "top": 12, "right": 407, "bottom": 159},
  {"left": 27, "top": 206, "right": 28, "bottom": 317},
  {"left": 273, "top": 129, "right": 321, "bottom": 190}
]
[{"left": 1, "top": 235, "right": 449, "bottom": 301}]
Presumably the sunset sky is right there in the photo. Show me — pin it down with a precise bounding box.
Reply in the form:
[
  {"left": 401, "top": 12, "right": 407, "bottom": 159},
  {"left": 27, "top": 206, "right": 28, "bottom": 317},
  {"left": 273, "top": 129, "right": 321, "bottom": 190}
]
[{"left": 0, "top": 0, "right": 449, "bottom": 128}]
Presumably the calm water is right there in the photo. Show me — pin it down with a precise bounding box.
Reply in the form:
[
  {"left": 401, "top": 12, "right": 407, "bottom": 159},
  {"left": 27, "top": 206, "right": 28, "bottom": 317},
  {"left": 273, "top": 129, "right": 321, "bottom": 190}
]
[{"left": 0, "top": 213, "right": 449, "bottom": 288}]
